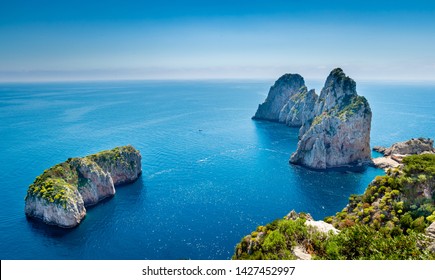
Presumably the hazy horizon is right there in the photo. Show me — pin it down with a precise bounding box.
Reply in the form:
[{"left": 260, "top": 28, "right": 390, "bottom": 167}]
[{"left": 1, "top": 0, "right": 434, "bottom": 82}]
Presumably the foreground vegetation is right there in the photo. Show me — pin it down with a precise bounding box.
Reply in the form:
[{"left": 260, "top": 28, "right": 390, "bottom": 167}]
[{"left": 233, "top": 154, "right": 435, "bottom": 260}]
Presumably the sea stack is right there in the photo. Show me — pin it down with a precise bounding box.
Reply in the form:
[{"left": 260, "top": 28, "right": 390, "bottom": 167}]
[
  {"left": 253, "top": 74, "right": 306, "bottom": 122},
  {"left": 253, "top": 68, "right": 372, "bottom": 169},
  {"left": 290, "top": 68, "right": 372, "bottom": 169},
  {"left": 25, "top": 145, "right": 142, "bottom": 228}
]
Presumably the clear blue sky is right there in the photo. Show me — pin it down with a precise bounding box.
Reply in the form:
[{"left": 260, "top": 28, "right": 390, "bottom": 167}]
[{"left": 1, "top": 0, "right": 434, "bottom": 81}]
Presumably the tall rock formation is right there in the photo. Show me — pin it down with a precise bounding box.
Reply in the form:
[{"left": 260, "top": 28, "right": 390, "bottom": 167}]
[
  {"left": 25, "top": 145, "right": 142, "bottom": 228},
  {"left": 290, "top": 69, "right": 372, "bottom": 169},
  {"left": 253, "top": 68, "right": 372, "bottom": 169}
]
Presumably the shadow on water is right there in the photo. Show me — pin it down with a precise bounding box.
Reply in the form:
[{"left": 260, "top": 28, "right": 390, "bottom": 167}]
[
  {"left": 26, "top": 216, "right": 77, "bottom": 238},
  {"left": 252, "top": 120, "right": 299, "bottom": 151},
  {"left": 113, "top": 175, "right": 146, "bottom": 205}
]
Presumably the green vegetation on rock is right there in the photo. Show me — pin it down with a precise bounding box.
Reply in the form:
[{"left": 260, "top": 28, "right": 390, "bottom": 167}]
[
  {"left": 331, "top": 154, "right": 435, "bottom": 232},
  {"left": 318, "top": 224, "right": 432, "bottom": 260},
  {"left": 338, "top": 95, "right": 369, "bottom": 121},
  {"left": 233, "top": 154, "right": 435, "bottom": 260},
  {"left": 25, "top": 145, "right": 140, "bottom": 207},
  {"left": 87, "top": 145, "right": 140, "bottom": 174},
  {"left": 26, "top": 162, "right": 79, "bottom": 208}
]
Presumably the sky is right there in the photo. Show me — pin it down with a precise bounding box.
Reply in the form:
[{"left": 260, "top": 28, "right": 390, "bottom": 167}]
[{"left": 1, "top": 0, "right": 435, "bottom": 82}]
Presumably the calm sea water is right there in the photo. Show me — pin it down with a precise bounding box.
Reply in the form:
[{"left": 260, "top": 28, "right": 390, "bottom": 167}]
[{"left": 0, "top": 80, "right": 434, "bottom": 259}]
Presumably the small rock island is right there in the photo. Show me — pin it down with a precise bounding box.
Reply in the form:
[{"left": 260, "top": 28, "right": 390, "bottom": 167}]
[
  {"left": 25, "top": 145, "right": 142, "bottom": 228},
  {"left": 254, "top": 68, "right": 372, "bottom": 169}
]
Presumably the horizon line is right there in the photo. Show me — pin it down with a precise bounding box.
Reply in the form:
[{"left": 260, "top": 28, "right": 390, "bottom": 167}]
[{"left": 2, "top": 76, "right": 435, "bottom": 85}]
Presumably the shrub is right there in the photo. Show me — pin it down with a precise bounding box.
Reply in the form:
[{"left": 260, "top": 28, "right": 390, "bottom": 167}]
[
  {"left": 262, "top": 231, "right": 286, "bottom": 252},
  {"left": 411, "top": 216, "right": 426, "bottom": 233},
  {"left": 400, "top": 213, "right": 413, "bottom": 229}
]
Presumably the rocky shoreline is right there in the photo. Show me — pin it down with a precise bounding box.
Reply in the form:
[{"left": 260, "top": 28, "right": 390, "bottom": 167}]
[
  {"left": 372, "top": 138, "right": 435, "bottom": 170},
  {"left": 24, "top": 145, "right": 142, "bottom": 228}
]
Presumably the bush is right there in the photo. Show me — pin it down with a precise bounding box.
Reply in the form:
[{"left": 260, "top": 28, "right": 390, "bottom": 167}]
[
  {"left": 411, "top": 216, "right": 426, "bottom": 233},
  {"left": 262, "top": 231, "right": 286, "bottom": 252},
  {"left": 400, "top": 213, "right": 413, "bottom": 229}
]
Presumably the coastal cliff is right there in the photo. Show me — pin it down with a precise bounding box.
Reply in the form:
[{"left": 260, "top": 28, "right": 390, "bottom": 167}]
[
  {"left": 253, "top": 68, "right": 371, "bottom": 169},
  {"left": 233, "top": 153, "right": 435, "bottom": 260},
  {"left": 25, "top": 145, "right": 142, "bottom": 228}
]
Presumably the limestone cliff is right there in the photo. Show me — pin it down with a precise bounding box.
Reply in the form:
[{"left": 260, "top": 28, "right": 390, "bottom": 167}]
[
  {"left": 25, "top": 145, "right": 142, "bottom": 228},
  {"left": 290, "top": 69, "right": 372, "bottom": 169},
  {"left": 278, "top": 87, "right": 318, "bottom": 127}
]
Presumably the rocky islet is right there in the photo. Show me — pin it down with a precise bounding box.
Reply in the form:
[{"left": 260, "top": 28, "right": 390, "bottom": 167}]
[
  {"left": 25, "top": 145, "right": 142, "bottom": 228},
  {"left": 254, "top": 68, "right": 372, "bottom": 169}
]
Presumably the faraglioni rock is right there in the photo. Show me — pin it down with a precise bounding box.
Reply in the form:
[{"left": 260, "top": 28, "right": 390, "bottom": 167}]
[
  {"left": 253, "top": 68, "right": 372, "bottom": 169},
  {"left": 290, "top": 68, "right": 372, "bottom": 168},
  {"left": 24, "top": 145, "right": 142, "bottom": 228}
]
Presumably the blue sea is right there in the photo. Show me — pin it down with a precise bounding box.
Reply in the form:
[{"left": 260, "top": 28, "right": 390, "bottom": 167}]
[{"left": 0, "top": 80, "right": 434, "bottom": 260}]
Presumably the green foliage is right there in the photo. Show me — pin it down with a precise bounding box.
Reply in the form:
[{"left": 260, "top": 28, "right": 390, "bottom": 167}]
[
  {"left": 26, "top": 162, "right": 78, "bottom": 207},
  {"left": 400, "top": 213, "right": 413, "bottom": 230},
  {"left": 87, "top": 145, "right": 139, "bottom": 173},
  {"left": 427, "top": 211, "right": 435, "bottom": 223},
  {"left": 332, "top": 153, "right": 435, "bottom": 232},
  {"left": 317, "top": 225, "right": 432, "bottom": 260},
  {"left": 411, "top": 216, "right": 426, "bottom": 233},
  {"left": 263, "top": 231, "right": 286, "bottom": 252},
  {"left": 402, "top": 154, "right": 435, "bottom": 177},
  {"left": 337, "top": 95, "right": 370, "bottom": 121}
]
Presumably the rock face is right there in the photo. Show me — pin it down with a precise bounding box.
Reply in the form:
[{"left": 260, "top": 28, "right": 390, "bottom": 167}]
[
  {"left": 372, "top": 157, "right": 401, "bottom": 170},
  {"left": 375, "top": 138, "right": 435, "bottom": 156},
  {"left": 254, "top": 68, "right": 372, "bottom": 169},
  {"left": 290, "top": 69, "right": 372, "bottom": 169},
  {"left": 253, "top": 74, "right": 306, "bottom": 122},
  {"left": 427, "top": 222, "right": 435, "bottom": 253},
  {"left": 278, "top": 87, "right": 318, "bottom": 127},
  {"left": 372, "top": 138, "right": 435, "bottom": 170},
  {"left": 25, "top": 189, "right": 86, "bottom": 228},
  {"left": 25, "top": 145, "right": 142, "bottom": 228}
]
